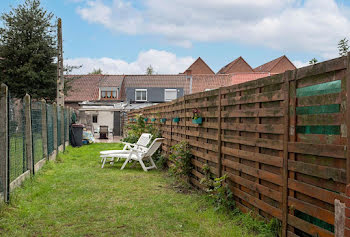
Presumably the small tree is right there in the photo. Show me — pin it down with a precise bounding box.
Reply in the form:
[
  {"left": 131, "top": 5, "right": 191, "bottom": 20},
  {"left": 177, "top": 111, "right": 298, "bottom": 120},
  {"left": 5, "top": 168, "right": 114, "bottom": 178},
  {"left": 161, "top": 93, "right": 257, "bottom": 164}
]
[
  {"left": 0, "top": 0, "right": 57, "bottom": 100},
  {"left": 338, "top": 38, "right": 349, "bottom": 56},
  {"left": 89, "top": 68, "right": 103, "bottom": 74},
  {"left": 146, "top": 65, "right": 154, "bottom": 75},
  {"left": 309, "top": 58, "right": 318, "bottom": 65}
]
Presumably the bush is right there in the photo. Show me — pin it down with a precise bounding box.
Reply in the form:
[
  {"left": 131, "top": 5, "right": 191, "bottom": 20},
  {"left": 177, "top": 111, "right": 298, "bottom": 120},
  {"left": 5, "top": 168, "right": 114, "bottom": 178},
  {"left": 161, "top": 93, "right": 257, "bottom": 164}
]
[
  {"left": 123, "top": 114, "right": 161, "bottom": 144},
  {"left": 168, "top": 141, "right": 192, "bottom": 182},
  {"left": 200, "top": 164, "right": 235, "bottom": 212}
]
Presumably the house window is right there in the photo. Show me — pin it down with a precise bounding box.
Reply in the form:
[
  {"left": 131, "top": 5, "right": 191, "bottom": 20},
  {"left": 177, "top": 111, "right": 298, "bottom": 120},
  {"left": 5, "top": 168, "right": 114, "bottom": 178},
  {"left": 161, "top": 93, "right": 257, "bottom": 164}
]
[
  {"left": 101, "top": 89, "right": 118, "bottom": 99},
  {"left": 135, "top": 89, "right": 147, "bottom": 101},
  {"left": 92, "top": 115, "right": 98, "bottom": 123},
  {"left": 164, "top": 89, "right": 177, "bottom": 101}
]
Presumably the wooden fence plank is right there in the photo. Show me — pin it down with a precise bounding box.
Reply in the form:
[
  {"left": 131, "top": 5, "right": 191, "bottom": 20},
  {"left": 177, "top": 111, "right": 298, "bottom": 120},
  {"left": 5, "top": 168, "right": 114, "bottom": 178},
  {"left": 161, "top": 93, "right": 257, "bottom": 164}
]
[
  {"left": 288, "top": 160, "right": 346, "bottom": 183},
  {"left": 223, "top": 159, "right": 282, "bottom": 185},
  {"left": 288, "top": 142, "right": 346, "bottom": 159},
  {"left": 221, "top": 147, "right": 283, "bottom": 167}
]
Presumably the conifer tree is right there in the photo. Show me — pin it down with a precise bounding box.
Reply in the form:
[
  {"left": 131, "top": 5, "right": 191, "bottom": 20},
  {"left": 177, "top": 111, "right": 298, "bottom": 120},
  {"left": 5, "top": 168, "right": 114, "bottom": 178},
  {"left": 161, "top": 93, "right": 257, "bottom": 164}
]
[{"left": 0, "top": 0, "right": 57, "bottom": 100}]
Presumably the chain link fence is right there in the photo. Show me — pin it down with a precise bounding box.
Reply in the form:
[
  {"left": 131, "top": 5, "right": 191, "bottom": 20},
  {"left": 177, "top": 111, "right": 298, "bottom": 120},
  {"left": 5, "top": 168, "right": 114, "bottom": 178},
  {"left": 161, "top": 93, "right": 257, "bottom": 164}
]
[
  {"left": 46, "top": 104, "right": 54, "bottom": 156},
  {"left": 64, "top": 108, "right": 68, "bottom": 142},
  {"left": 8, "top": 96, "right": 27, "bottom": 182},
  {"left": 31, "top": 102, "right": 43, "bottom": 165},
  {"left": 57, "top": 106, "right": 62, "bottom": 147},
  {"left": 0, "top": 85, "right": 75, "bottom": 203}
]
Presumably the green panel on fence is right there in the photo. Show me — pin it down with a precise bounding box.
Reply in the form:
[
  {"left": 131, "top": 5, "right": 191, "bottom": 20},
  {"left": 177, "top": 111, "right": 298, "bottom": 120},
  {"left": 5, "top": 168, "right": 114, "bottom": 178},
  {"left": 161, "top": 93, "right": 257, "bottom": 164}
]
[
  {"left": 57, "top": 107, "right": 61, "bottom": 146},
  {"left": 295, "top": 210, "right": 334, "bottom": 233},
  {"left": 296, "top": 125, "right": 340, "bottom": 135},
  {"left": 8, "top": 96, "right": 27, "bottom": 182},
  {"left": 46, "top": 104, "right": 54, "bottom": 155},
  {"left": 31, "top": 102, "right": 43, "bottom": 165},
  {"left": 296, "top": 80, "right": 341, "bottom": 98},
  {"left": 296, "top": 104, "right": 340, "bottom": 115}
]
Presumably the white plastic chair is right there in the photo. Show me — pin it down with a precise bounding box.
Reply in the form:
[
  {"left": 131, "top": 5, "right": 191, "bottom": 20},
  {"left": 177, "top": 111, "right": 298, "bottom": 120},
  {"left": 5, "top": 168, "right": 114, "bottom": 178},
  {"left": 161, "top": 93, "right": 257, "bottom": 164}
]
[
  {"left": 100, "top": 133, "right": 152, "bottom": 168},
  {"left": 118, "top": 138, "right": 164, "bottom": 171}
]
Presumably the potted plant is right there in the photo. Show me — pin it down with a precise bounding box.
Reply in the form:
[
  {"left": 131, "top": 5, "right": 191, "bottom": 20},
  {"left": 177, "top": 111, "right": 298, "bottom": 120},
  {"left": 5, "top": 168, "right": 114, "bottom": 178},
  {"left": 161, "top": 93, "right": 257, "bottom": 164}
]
[
  {"left": 173, "top": 117, "right": 180, "bottom": 123},
  {"left": 151, "top": 118, "right": 156, "bottom": 122},
  {"left": 160, "top": 118, "right": 167, "bottom": 123},
  {"left": 192, "top": 108, "right": 202, "bottom": 124}
]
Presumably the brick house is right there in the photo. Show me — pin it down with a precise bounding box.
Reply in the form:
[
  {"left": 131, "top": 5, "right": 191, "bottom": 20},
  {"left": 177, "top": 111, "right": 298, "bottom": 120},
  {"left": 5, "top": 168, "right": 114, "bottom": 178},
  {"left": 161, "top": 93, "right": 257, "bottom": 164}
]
[
  {"left": 65, "top": 74, "right": 190, "bottom": 137},
  {"left": 190, "top": 55, "right": 296, "bottom": 93},
  {"left": 254, "top": 55, "right": 296, "bottom": 74},
  {"left": 183, "top": 57, "right": 215, "bottom": 75},
  {"left": 217, "top": 56, "right": 254, "bottom": 74}
]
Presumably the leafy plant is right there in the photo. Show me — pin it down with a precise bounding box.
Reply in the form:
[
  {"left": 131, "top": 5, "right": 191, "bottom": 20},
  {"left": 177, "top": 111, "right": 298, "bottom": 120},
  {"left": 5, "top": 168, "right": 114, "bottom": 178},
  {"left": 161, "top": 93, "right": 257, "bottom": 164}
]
[
  {"left": 123, "top": 114, "right": 160, "bottom": 144},
  {"left": 192, "top": 108, "right": 201, "bottom": 120},
  {"left": 168, "top": 141, "right": 192, "bottom": 182},
  {"left": 153, "top": 152, "right": 168, "bottom": 170},
  {"left": 338, "top": 37, "right": 349, "bottom": 57},
  {"left": 200, "top": 164, "right": 235, "bottom": 212},
  {"left": 267, "top": 218, "right": 282, "bottom": 237}
]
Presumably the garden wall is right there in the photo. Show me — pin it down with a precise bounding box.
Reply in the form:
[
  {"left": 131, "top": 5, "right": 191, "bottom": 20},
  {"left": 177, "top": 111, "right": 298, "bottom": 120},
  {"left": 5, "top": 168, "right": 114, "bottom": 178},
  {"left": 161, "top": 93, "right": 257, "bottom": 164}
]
[
  {"left": 0, "top": 83, "right": 73, "bottom": 203},
  {"left": 128, "top": 54, "right": 350, "bottom": 237}
]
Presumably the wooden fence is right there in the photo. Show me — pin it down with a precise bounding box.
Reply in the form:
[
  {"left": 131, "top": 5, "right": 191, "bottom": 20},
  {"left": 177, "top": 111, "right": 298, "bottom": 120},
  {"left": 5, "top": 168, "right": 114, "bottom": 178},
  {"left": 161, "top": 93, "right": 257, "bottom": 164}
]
[{"left": 128, "top": 55, "right": 350, "bottom": 237}]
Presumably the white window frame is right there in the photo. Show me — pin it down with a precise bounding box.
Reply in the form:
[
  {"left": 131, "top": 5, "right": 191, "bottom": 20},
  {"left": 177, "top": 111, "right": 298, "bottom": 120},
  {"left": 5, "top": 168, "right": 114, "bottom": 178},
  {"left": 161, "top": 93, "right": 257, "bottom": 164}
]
[
  {"left": 135, "top": 89, "right": 147, "bottom": 102},
  {"left": 164, "top": 89, "right": 177, "bottom": 102}
]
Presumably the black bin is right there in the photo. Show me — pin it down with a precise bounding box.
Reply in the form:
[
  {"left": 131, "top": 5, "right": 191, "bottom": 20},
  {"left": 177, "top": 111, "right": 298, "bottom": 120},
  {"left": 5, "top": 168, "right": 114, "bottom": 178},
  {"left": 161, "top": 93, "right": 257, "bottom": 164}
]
[{"left": 70, "top": 124, "right": 84, "bottom": 147}]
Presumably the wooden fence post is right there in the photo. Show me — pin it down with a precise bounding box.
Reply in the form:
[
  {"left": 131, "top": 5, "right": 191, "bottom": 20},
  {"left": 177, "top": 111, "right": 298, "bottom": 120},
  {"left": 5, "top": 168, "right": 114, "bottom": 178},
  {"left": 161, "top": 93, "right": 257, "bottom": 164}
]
[
  {"left": 41, "top": 99, "right": 48, "bottom": 159},
  {"left": 52, "top": 103, "right": 58, "bottom": 154},
  {"left": 0, "top": 84, "right": 9, "bottom": 203},
  {"left": 346, "top": 52, "right": 350, "bottom": 184},
  {"left": 217, "top": 88, "right": 222, "bottom": 177},
  {"left": 60, "top": 106, "right": 65, "bottom": 151},
  {"left": 24, "top": 94, "right": 33, "bottom": 175},
  {"left": 282, "top": 70, "right": 292, "bottom": 237}
]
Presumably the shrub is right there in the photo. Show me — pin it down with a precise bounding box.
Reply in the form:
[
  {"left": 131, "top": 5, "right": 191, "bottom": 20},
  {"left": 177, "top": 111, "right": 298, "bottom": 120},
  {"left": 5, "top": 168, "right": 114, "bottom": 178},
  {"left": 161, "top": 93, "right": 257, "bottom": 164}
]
[
  {"left": 200, "top": 164, "right": 235, "bottom": 212},
  {"left": 168, "top": 141, "right": 192, "bottom": 182},
  {"left": 123, "top": 114, "right": 161, "bottom": 144}
]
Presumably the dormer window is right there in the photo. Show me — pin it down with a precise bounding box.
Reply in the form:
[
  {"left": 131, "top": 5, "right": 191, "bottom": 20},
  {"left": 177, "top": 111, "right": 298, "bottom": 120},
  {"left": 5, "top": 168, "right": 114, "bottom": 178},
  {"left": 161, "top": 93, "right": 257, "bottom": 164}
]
[
  {"left": 135, "top": 89, "right": 147, "bottom": 101},
  {"left": 100, "top": 87, "right": 119, "bottom": 99}
]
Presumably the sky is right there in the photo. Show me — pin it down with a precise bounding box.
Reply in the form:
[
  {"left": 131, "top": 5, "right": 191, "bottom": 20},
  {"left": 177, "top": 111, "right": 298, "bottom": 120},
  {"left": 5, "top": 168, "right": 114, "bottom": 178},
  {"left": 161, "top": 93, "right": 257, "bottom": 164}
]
[{"left": 0, "top": 0, "right": 350, "bottom": 74}]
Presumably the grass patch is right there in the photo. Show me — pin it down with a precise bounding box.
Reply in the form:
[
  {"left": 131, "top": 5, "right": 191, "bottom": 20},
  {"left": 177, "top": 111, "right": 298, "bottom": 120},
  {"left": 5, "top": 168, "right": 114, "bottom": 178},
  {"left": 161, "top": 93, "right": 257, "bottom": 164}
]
[{"left": 0, "top": 143, "right": 274, "bottom": 236}]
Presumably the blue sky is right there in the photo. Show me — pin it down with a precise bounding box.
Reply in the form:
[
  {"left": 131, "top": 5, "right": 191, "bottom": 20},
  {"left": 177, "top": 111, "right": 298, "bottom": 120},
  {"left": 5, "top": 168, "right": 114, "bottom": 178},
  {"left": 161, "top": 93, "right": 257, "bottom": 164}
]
[{"left": 0, "top": 0, "right": 350, "bottom": 74}]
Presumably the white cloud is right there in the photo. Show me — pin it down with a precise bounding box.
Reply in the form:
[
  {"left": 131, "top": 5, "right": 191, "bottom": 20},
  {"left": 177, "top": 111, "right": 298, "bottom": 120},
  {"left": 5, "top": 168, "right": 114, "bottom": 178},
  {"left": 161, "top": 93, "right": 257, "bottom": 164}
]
[
  {"left": 76, "top": 0, "right": 350, "bottom": 58},
  {"left": 292, "top": 60, "right": 310, "bottom": 68},
  {"left": 65, "top": 49, "right": 194, "bottom": 74}
]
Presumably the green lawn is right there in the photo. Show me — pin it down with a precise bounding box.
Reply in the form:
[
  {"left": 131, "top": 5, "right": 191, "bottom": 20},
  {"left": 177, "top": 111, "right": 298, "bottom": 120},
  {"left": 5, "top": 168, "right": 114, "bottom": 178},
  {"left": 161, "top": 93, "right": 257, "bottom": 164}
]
[{"left": 0, "top": 144, "right": 274, "bottom": 237}]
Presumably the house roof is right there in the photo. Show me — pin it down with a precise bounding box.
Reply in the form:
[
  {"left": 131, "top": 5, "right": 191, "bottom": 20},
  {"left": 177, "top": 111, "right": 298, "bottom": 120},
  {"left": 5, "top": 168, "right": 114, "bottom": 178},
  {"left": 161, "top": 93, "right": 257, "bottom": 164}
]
[
  {"left": 65, "top": 75, "right": 101, "bottom": 102},
  {"left": 124, "top": 74, "right": 190, "bottom": 93},
  {"left": 184, "top": 57, "right": 215, "bottom": 75},
  {"left": 192, "top": 74, "right": 231, "bottom": 93},
  {"left": 254, "top": 55, "right": 296, "bottom": 73},
  {"left": 231, "top": 73, "right": 270, "bottom": 85},
  {"left": 99, "top": 75, "right": 125, "bottom": 87},
  {"left": 191, "top": 73, "right": 271, "bottom": 93},
  {"left": 217, "top": 57, "right": 253, "bottom": 74}
]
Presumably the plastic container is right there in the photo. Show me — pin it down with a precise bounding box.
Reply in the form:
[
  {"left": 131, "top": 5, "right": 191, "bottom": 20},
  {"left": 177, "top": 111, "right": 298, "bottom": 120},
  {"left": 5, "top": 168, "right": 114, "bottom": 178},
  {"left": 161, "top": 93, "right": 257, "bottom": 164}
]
[
  {"left": 192, "top": 117, "right": 203, "bottom": 125},
  {"left": 70, "top": 124, "right": 84, "bottom": 147}
]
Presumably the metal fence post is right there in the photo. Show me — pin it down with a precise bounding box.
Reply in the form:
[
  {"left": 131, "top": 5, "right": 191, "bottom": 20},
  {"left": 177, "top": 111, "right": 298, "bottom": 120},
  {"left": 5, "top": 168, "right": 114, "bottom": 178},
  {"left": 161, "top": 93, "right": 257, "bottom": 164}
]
[
  {"left": 60, "top": 106, "right": 65, "bottom": 151},
  {"left": 41, "top": 100, "right": 48, "bottom": 159},
  {"left": 0, "top": 84, "right": 9, "bottom": 203},
  {"left": 24, "top": 94, "right": 33, "bottom": 175},
  {"left": 53, "top": 103, "right": 58, "bottom": 154}
]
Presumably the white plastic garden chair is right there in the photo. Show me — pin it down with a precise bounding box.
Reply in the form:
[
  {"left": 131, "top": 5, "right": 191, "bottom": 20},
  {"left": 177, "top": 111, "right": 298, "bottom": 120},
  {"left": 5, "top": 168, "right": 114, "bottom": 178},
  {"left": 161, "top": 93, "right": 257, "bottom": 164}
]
[
  {"left": 100, "top": 133, "right": 152, "bottom": 168},
  {"left": 118, "top": 138, "right": 164, "bottom": 171}
]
